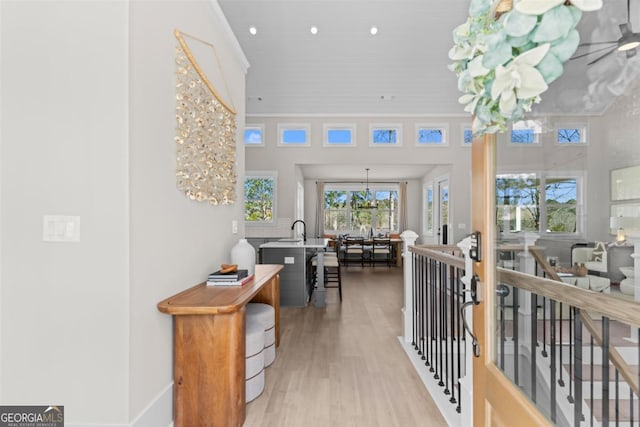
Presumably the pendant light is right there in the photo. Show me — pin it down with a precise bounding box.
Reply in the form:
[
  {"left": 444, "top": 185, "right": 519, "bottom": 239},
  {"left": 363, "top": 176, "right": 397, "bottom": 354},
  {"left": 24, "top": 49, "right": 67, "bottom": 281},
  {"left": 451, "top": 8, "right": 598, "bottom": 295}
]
[{"left": 358, "top": 168, "right": 377, "bottom": 209}]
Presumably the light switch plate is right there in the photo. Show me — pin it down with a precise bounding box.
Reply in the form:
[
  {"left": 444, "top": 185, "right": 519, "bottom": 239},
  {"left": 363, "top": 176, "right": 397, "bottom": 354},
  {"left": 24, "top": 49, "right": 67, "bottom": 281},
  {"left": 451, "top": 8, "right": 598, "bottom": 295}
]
[
  {"left": 284, "top": 257, "right": 295, "bottom": 264},
  {"left": 43, "top": 215, "right": 80, "bottom": 242}
]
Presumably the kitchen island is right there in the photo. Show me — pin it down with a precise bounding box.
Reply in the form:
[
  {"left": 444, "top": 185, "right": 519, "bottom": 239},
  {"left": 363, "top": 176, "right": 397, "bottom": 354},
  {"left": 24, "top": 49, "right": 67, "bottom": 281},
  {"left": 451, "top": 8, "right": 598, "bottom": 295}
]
[{"left": 260, "top": 238, "right": 329, "bottom": 307}]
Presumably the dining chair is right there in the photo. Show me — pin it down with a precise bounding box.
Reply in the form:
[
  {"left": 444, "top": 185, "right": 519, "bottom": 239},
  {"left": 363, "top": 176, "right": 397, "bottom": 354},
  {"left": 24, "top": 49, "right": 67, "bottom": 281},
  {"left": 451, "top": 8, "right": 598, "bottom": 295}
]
[
  {"left": 371, "top": 237, "right": 392, "bottom": 267},
  {"left": 343, "top": 236, "right": 365, "bottom": 267}
]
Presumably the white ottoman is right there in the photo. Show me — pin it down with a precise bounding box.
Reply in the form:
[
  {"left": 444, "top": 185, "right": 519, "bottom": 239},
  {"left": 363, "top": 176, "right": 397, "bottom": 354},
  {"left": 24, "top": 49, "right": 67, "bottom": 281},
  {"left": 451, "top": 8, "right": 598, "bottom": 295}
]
[
  {"left": 245, "top": 315, "right": 265, "bottom": 402},
  {"left": 246, "top": 303, "right": 276, "bottom": 367}
]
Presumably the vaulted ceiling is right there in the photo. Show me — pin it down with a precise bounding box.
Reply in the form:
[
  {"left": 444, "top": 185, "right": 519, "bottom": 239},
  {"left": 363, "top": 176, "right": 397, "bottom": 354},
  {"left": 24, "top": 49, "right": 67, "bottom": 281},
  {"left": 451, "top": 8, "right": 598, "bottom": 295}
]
[{"left": 218, "top": 0, "right": 640, "bottom": 117}]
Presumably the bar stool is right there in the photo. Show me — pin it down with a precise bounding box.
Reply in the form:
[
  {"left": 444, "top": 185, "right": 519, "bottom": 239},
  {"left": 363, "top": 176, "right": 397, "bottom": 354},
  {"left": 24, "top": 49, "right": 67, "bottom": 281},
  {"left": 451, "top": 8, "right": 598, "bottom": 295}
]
[
  {"left": 245, "top": 314, "right": 265, "bottom": 402},
  {"left": 311, "top": 253, "right": 342, "bottom": 301},
  {"left": 246, "top": 303, "right": 276, "bottom": 367}
]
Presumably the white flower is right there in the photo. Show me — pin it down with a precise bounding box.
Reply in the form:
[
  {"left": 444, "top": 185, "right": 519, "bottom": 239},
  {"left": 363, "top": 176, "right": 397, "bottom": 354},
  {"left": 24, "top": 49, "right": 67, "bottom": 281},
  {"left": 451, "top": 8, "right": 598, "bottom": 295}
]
[
  {"left": 491, "top": 44, "right": 550, "bottom": 115},
  {"left": 515, "top": 0, "right": 602, "bottom": 15}
]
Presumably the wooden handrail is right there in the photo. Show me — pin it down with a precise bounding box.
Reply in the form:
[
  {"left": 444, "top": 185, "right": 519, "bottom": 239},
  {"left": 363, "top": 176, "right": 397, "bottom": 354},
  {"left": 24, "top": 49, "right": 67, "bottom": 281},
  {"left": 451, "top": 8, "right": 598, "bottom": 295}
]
[{"left": 409, "top": 245, "right": 465, "bottom": 269}]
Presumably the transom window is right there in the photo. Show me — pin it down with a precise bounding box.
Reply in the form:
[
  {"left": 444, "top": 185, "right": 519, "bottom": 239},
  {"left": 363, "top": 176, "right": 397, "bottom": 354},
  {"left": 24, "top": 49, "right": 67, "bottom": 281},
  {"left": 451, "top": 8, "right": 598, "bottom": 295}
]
[
  {"left": 244, "top": 124, "right": 264, "bottom": 146},
  {"left": 323, "top": 124, "right": 356, "bottom": 147},
  {"left": 416, "top": 124, "right": 448, "bottom": 146},
  {"left": 277, "top": 124, "right": 310, "bottom": 146},
  {"left": 370, "top": 124, "right": 402, "bottom": 146},
  {"left": 511, "top": 119, "right": 543, "bottom": 144},
  {"left": 462, "top": 126, "right": 473, "bottom": 145},
  {"left": 556, "top": 124, "right": 587, "bottom": 144},
  {"left": 244, "top": 172, "right": 277, "bottom": 223},
  {"left": 496, "top": 173, "right": 580, "bottom": 235},
  {"left": 324, "top": 187, "right": 399, "bottom": 232}
]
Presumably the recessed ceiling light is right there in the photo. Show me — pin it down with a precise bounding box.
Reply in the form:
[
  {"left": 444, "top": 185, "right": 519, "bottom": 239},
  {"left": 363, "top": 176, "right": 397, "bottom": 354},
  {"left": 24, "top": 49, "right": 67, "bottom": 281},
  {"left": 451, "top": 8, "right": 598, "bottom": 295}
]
[
  {"left": 380, "top": 95, "right": 394, "bottom": 101},
  {"left": 370, "top": 26, "right": 378, "bottom": 35},
  {"left": 249, "top": 26, "right": 257, "bottom": 35},
  {"left": 310, "top": 26, "right": 318, "bottom": 35}
]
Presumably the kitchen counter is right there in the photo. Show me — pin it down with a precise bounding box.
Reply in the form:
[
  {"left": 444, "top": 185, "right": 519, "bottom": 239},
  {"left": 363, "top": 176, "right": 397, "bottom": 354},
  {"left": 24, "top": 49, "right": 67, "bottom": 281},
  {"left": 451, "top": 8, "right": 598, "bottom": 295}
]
[
  {"left": 260, "top": 238, "right": 329, "bottom": 249},
  {"left": 260, "top": 238, "right": 329, "bottom": 307}
]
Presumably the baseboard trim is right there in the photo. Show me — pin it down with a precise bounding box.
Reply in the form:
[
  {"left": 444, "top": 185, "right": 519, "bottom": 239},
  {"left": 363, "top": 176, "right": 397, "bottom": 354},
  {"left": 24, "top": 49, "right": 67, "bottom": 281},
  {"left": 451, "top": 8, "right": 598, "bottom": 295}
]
[
  {"left": 65, "top": 383, "right": 173, "bottom": 427},
  {"left": 130, "top": 382, "right": 173, "bottom": 427}
]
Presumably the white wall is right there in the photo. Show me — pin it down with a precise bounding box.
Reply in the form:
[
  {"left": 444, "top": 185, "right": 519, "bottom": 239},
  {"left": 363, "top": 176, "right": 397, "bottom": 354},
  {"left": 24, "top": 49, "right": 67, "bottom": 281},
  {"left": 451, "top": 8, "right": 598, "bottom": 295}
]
[
  {"left": 128, "top": 0, "right": 247, "bottom": 422},
  {"left": 246, "top": 116, "right": 474, "bottom": 242},
  {"left": 1, "top": 0, "right": 247, "bottom": 425},
  {"left": 1, "top": 1, "right": 129, "bottom": 422}
]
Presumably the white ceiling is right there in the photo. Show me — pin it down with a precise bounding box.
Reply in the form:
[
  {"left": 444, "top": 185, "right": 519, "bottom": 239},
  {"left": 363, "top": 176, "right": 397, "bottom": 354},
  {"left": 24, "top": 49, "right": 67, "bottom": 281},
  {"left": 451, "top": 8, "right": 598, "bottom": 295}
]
[{"left": 218, "top": 0, "right": 640, "bottom": 117}]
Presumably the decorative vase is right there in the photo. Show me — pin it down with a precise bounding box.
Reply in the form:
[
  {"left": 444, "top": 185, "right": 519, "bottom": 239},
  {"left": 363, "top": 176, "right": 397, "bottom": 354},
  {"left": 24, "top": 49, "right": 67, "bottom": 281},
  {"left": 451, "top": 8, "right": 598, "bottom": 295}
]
[{"left": 231, "top": 238, "right": 256, "bottom": 275}]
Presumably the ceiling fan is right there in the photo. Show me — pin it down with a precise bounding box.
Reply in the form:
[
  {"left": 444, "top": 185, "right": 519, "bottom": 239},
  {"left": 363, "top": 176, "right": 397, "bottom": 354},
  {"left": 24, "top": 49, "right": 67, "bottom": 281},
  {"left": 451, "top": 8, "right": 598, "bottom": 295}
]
[{"left": 572, "top": 0, "right": 640, "bottom": 65}]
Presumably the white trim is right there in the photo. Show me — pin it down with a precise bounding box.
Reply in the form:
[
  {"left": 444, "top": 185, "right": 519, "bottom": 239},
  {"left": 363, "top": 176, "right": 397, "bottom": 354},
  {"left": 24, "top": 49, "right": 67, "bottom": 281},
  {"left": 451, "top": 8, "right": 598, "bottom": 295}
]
[
  {"left": 322, "top": 123, "right": 357, "bottom": 147},
  {"left": 415, "top": 123, "right": 449, "bottom": 146},
  {"left": 423, "top": 183, "right": 434, "bottom": 236},
  {"left": 277, "top": 123, "right": 311, "bottom": 147},
  {"left": 245, "top": 112, "right": 603, "bottom": 118},
  {"left": 65, "top": 383, "right": 173, "bottom": 427},
  {"left": 369, "top": 123, "right": 403, "bottom": 147},
  {"left": 207, "top": 0, "right": 250, "bottom": 72}
]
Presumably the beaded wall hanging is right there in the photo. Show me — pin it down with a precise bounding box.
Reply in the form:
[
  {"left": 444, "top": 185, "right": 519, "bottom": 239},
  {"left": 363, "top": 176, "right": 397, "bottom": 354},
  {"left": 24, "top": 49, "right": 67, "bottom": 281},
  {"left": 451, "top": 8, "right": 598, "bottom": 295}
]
[{"left": 174, "top": 29, "right": 237, "bottom": 205}]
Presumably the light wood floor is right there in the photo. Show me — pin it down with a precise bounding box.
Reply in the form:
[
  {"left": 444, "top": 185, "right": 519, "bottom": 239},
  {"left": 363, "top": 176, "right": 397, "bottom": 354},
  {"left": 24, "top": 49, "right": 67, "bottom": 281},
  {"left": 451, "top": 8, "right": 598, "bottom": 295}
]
[{"left": 244, "top": 266, "right": 448, "bottom": 427}]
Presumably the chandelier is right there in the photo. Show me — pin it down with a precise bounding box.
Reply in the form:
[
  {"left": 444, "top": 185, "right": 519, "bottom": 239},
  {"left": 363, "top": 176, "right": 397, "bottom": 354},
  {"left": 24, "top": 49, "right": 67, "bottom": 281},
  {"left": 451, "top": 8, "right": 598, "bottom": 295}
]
[{"left": 358, "top": 168, "right": 377, "bottom": 209}]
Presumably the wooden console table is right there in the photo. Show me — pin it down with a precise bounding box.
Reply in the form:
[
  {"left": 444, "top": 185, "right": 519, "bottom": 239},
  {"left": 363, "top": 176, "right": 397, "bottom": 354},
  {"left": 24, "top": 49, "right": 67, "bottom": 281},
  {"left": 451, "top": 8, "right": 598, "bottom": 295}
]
[{"left": 157, "top": 264, "right": 283, "bottom": 427}]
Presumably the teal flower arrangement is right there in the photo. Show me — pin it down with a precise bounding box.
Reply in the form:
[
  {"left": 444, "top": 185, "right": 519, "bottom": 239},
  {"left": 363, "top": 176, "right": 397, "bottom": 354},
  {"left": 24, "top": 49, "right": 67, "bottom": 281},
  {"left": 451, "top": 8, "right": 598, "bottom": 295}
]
[{"left": 449, "top": 0, "right": 603, "bottom": 136}]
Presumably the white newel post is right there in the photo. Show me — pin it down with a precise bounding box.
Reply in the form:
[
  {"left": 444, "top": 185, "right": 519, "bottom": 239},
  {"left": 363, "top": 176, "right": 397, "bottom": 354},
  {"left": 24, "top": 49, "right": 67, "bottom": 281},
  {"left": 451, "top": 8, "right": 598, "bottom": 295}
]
[
  {"left": 401, "top": 230, "right": 419, "bottom": 343},
  {"left": 517, "top": 232, "right": 540, "bottom": 316}
]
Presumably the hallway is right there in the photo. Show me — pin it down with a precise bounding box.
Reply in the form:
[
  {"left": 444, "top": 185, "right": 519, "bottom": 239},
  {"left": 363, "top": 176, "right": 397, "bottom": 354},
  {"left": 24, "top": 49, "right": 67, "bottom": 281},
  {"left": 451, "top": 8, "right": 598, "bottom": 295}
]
[{"left": 244, "top": 266, "right": 448, "bottom": 426}]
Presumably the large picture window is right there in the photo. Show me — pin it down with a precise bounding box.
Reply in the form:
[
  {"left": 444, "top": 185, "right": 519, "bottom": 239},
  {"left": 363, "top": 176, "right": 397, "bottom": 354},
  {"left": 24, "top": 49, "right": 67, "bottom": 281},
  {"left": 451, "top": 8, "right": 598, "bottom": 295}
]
[
  {"left": 496, "top": 173, "right": 580, "bottom": 235},
  {"left": 324, "top": 187, "right": 399, "bottom": 233},
  {"left": 244, "top": 172, "right": 276, "bottom": 222}
]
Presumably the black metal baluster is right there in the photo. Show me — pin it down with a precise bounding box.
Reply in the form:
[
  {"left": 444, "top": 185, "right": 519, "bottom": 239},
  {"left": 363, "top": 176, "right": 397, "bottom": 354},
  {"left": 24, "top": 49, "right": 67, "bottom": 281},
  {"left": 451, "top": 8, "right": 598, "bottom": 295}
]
[
  {"left": 550, "top": 297, "right": 557, "bottom": 423},
  {"left": 420, "top": 255, "right": 426, "bottom": 363},
  {"left": 602, "top": 317, "right": 610, "bottom": 427},
  {"left": 437, "top": 261, "right": 444, "bottom": 387},
  {"left": 448, "top": 265, "right": 456, "bottom": 401},
  {"left": 442, "top": 261, "right": 449, "bottom": 392},
  {"left": 542, "top": 296, "right": 548, "bottom": 358},
  {"left": 559, "top": 301, "right": 565, "bottom": 388},
  {"left": 513, "top": 287, "right": 519, "bottom": 385},
  {"left": 430, "top": 258, "right": 436, "bottom": 373},
  {"left": 414, "top": 254, "right": 420, "bottom": 353},
  {"left": 424, "top": 256, "right": 429, "bottom": 367},
  {"left": 499, "top": 284, "right": 505, "bottom": 370},
  {"left": 591, "top": 335, "right": 595, "bottom": 427},
  {"left": 531, "top": 292, "right": 538, "bottom": 404},
  {"left": 456, "top": 267, "right": 462, "bottom": 413},
  {"left": 574, "top": 309, "right": 583, "bottom": 426},
  {"left": 614, "top": 369, "right": 619, "bottom": 426},
  {"left": 568, "top": 306, "right": 575, "bottom": 404}
]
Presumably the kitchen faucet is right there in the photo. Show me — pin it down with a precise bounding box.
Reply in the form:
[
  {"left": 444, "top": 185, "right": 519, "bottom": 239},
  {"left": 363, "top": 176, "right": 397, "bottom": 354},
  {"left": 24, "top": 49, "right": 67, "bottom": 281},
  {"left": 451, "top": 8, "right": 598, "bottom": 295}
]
[{"left": 291, "top": 220, "right": 306, "bottom": 242}]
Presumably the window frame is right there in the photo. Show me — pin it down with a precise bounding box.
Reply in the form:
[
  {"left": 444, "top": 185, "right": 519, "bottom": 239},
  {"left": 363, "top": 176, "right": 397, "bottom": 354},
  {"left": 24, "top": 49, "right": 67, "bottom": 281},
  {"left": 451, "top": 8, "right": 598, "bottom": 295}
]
[
  {"left": 323, "top": 184, "right": 400, "bottom": 233},
  {"left": 277, "top": 123, "right": 311, "bottom": 147},
  {"left": 244, "top": 124, "right": 265, "bottom": 147},
  {"left": 323, "top": 123, "right": 357, "bottom": 147},
  {"left": 369, "top": 124, "right": 403, "bottom": 147},
  {"left": 415, "top": 123, "right": 449, "bottom": 147},
  {"left": 510, "top": 119, "right": 543, "bottom": 146},
  {"left": 496, "top": 170, "right": 584, "bottom": 237},
  {"left": 423, "top": 183, "right": 434, "bottom": 236},
  {"left": 555, "top": 123, "right": 588, "bottom": 145},
  {"left": 244, "top": 171, "right": 278, "bottom": 224}
]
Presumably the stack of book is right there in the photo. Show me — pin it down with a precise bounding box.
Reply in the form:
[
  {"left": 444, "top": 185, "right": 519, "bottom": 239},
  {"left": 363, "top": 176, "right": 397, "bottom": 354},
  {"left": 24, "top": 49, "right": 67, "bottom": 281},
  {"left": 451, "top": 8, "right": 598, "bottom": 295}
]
[{"left": 207, "top": 269, "right": 254, "bottom": 286}]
